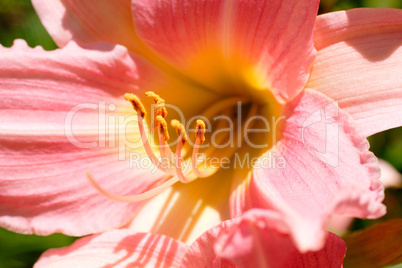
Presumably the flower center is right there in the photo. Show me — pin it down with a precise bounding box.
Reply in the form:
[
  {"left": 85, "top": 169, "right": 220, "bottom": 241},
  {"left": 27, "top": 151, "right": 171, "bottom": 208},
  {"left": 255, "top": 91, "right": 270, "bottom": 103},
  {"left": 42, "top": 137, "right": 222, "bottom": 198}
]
[{"left": 88, "top": 90, "right": 282, "bottom": 202}]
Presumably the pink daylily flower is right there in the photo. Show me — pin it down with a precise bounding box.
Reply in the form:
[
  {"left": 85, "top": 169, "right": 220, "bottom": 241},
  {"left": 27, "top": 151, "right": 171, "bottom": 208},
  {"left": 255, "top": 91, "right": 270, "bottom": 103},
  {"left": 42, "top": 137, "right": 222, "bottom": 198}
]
[
  {"left": 34, "top": 209, "right": 346, "bottom": 268},
  {"left": 1, "top": 0, "right": 401, "bottom": 263}
]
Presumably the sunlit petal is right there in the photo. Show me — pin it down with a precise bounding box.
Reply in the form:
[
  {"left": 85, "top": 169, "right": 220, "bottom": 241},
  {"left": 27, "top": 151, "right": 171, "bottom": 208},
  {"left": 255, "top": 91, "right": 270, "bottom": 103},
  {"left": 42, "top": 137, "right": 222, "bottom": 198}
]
[
  {"left": 0, "top": 40, "right": 194, "bottom": 236},
  {"left": 34, "top": 229, "right": 187, "bottom": 268},
  {"left": 307, "top": 8, "right": 402, "bottom": 137},
  {"left": 182, "top": 209, "right": 346, "bottom": 268},
  {"left": 230, "top": 89, "right": 385, "bottom": 251},
  {"left": 32, "top": 0, "right": 143, "bottom": 52},
  {"left": 132, "top": 0, "right": 319, "bottom": 101}
]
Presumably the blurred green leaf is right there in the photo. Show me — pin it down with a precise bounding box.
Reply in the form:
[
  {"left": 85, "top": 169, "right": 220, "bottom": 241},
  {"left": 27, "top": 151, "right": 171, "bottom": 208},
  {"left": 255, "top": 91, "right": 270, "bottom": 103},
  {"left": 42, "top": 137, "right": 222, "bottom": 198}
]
[
  {"left": 388, "top": 264, "right": 402, "bottom": 268},
  {"left": 0, "top": 227, "right": 76, "bottom": 268},
  {"left": 369, "top": 128, "right": 402, "bottom": 173},
  {"left": 0, "top": 0, "right": 57, "bottom": 50},
  {"left": 333, "top": 0, "right": 402, "bottom": 11},
  {"left": 362, "top": 0, "right": 402, "bottom": 8}
]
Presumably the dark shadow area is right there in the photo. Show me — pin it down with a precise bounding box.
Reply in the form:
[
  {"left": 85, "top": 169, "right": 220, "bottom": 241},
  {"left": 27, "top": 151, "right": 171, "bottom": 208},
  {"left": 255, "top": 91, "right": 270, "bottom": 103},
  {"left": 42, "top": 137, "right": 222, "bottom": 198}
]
[
  {"left": 344, "top": 9, "right": 402, "bottom": 62},
  {"left": 102, "top": 233, "right": 183, "bottom": 268}
]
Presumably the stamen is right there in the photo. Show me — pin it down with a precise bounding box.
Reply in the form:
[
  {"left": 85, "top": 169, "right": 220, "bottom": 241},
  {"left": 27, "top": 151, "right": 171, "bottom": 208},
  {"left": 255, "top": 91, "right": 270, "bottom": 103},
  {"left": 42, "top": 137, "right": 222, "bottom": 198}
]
[
  {"left": 171, "top": 119, "right": 187, "bottom": 145},
  {"left": 91, "top": 91, "right": 241, "bottom": 205},
  {"left": 124, "top": 93, "right": 168, "bottom": 173},
  {"left": 137, "top": 114, "right": 169, "bottom": 173},
  {"left": 87, "top": 172, "right": 179, "bottom": 202},
  {"left": 124, "top": 93, "right": 146, "bottom": 118},
  {"left": 155, "top": 115, "right": 170, "bottom": 141},
  {"left": 192, "top": 119, "right": 210, "bottom": 178},
  {"left": 171, "top": 120, "right": 193, "bottom": 183},
  {"left": 196, "top": 119, "right": 206, "bottom": 144},
  {"left": 154, "top": 115, "right": 179, "bottom": 177},
  {"left": 145, "top": 91, "right": 165, "bottom": 104},
  {"left": 146, "top": 91, "right": 167, "bottom": 118}
]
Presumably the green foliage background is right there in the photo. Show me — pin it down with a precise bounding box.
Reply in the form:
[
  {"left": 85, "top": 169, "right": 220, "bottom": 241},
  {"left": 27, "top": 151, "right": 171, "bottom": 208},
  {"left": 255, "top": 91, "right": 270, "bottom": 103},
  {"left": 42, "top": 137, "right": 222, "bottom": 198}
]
[{"left": 0, "top": 0, "right": 401, "bottom": 267}]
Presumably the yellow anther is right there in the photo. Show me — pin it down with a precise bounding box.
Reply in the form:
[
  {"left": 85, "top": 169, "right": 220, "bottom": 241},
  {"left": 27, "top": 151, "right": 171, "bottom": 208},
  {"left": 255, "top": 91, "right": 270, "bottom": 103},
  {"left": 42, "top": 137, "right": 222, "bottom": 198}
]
[
  {"left": 196, "top": 119, "right": 206, "bottom": 144},
  {"left": 171, "top": 119, "right": 187, "bottom": 145},
  {"left": 146, "top": 91, "right": 167, "bottom": 118},
  {"left": 145, "top": 91, "right": 165, "bottom": 103},
  {"left": 156, "top": 115, "right": 170, "bottom": 141},
  {"left": 124, "top": 93, "right": 146, "bottom": 118}
]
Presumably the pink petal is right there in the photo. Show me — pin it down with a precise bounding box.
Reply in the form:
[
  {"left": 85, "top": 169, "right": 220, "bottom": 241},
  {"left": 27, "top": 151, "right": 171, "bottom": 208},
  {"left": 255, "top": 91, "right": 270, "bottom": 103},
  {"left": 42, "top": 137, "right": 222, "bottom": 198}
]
[
  {"left": 180, "top": 221, "right": 236, "bottom": 268},
  {"left": 34, "top": 229, "right": 187, "bottom": 268},
  {"left": 326, "top": 214, "right": 354, "bottom": 236},
  {"left": 0, "top": 40, "right": 177, "bottom": 236},
  {"left": 230, "top": 89, "right": 385, "bottom": 251},
  {"left": 132, "top": 0, "right": 319, "bottom": 101},
  {"left": 182, "top": 209, "right": 346, "bottom": 268},
  {"left": 307, "top": 8, "right": 402, "bottom": 137},
  {"left": 32, "top": 0, "right": 144, "bottom": 52}
]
